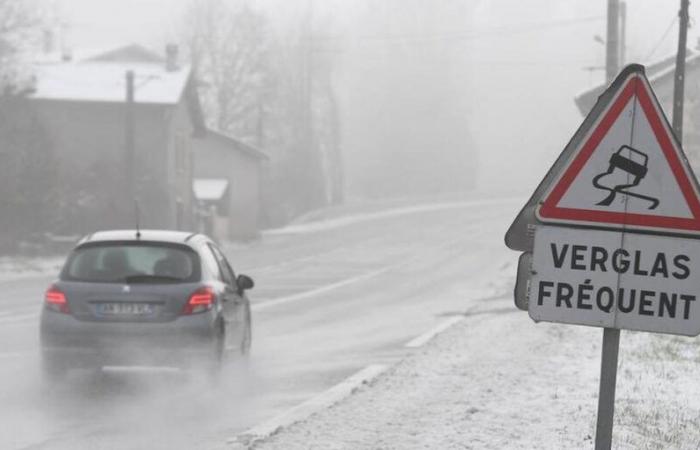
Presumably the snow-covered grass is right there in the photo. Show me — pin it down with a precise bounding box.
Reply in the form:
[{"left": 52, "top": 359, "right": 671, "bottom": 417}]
[
  {"left": 0, "top": 255, "right": 63, "bottom": 282},
  {"left": 251, "top": 293, "right": 700, "bottom": 449},
  {"left": 614, "top": 332, "right": 700, "bottom": 449}
]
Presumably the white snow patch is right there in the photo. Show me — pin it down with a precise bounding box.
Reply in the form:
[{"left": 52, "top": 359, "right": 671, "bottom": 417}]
[
  {"left": 232, "top": 365, "right": 387, "bottom": 448},
  {"left": 263, "top": 197, "right": 522, "bottom": 235},
  {"left": 0, "top": 256, "right": 63, "bottom": 282},
  {"left": 31, "top": 62, "right": 191, "bottom": 104}
]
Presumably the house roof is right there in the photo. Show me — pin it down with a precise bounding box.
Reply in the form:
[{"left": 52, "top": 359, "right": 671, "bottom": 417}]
[
  {"left": 204, "top": 129, "right": 270, "bottom": 161},
  {"left": 645, "top": 50, "right": 700, "bottom": 88},
  {"left": 29, "top": 44, "right": 192, "bottom": 105},
  {"left": 574, "top": 49, "right": 700, "bottom": 116},
  {"left": 85, "top": 44, "right": 164, "bottom": 64}
]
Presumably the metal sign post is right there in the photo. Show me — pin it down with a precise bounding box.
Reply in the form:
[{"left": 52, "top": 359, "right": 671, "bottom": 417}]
[{"left": 595, "top": 328, "right": 620, "bottom": 450}]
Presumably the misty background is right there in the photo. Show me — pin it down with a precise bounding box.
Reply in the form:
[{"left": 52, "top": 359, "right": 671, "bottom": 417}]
[
  {"left": 1, "top": 0, "right": 697, "bottom": 250},
  {"left": 50, "top": 0, "right": 697, "bottom": 194},
  {"left": 2, "top": 2, "right": 700, "bottom": 448}
]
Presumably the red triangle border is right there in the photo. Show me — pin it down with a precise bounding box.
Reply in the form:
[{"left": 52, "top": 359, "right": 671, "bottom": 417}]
[{"left": 538, "top": 74, "right": 700, "bottom": 233}]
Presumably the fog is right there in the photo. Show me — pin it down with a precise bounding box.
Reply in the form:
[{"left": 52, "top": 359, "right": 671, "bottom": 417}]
[
  {"left": 2, "top": 1, "right": 700, "bottom": 448},
  {"left": 52, "top": 0, "right": 698, "bottom": 197}
]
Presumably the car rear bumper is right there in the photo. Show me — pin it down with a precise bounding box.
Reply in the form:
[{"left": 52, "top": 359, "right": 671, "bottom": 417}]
[{"left": 40, "top": 309, "right": 219, "bottom": 367}]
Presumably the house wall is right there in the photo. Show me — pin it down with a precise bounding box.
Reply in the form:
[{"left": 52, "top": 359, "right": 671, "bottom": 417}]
[
  {"left": 31, "top": 98, "right": 195, "bottom": 233},
  {"left": 164, "top": 99, "right": 196, "bottom": 231},
  {"left": 194, "top": 137, "right": 262, "bottom": 239}
]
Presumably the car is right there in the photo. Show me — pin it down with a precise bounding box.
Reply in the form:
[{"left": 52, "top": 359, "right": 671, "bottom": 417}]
[{"left": 39, "top": 229, "right": 254, "bottom": 378}]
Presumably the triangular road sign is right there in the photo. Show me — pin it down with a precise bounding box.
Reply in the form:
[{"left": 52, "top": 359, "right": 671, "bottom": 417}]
[
  {"left": 537, "top": 66, "right": 700, "bottom": 234},
  {"left": 506, "top": 65, "right": 700, "bottom": 252}
]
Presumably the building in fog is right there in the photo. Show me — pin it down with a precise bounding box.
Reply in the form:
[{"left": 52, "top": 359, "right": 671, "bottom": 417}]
[
  {"left": 28, "top": 44, "right": 204, "bottom": 233},
  {"left": 25, "top": 43, "right": 270, "bottom": 240},
  {"left": 193, "top": 130, "right": 268, "bottom": 240}
]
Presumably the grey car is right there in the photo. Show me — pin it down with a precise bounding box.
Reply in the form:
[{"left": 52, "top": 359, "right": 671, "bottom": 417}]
[{"left": 40, "top": 230, "right": 253, "bottom": 377}]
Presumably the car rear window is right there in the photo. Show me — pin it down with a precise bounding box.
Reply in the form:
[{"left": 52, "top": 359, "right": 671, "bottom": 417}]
[{"left": 61, "top": 242, "right": 201, "bottom": 283}]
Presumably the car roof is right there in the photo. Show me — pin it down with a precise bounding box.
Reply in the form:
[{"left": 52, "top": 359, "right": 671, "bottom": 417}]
[{"left": 77, "top": 229, "right": 208, "bottom": 247}]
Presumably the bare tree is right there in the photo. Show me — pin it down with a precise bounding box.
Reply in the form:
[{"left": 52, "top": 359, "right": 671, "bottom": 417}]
[
  {"left": 0, "top": 0, "right": 41, "bottom": 91},
  {"left": 184, "top": 0, "right": 269, "bottom": 144},
  {"left": 182, "top": 0, "right": 343, "bottom": 224},
  {"left": 0, "top": 0, "right": 56, "bottom": 252}
]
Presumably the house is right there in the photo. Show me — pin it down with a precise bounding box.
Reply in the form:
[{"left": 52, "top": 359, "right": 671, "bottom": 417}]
[
  {"left": 575, "top": 49, "right": 700, "bottom": 170},
  {"left": 193, "top": 130, "right": 269, "bottom": 240},
  {"left": 28, "top": 44, "right": 205, "bottom": 233}
]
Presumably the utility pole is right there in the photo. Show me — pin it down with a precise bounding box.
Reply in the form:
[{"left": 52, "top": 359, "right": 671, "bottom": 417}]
[
  {"left": 125, "top": 71, "right": 135, "bottom": 205},
  {"left": 673, "top": 0, "right": 690, "bottom": 144},
  {"left": 605, "top": 0, "right": 620, "bottom": 82},
  {"left": 619, "top": 2, "right": 627, "bottom": 67}
]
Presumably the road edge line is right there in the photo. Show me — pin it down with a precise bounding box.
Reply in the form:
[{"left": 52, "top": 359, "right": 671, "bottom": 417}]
[
  {"left": 404, "top": 315, "right": 465, "bottom": 348},
  {"left": 230, "top": 364, "right": 387, "bottom": 447}
]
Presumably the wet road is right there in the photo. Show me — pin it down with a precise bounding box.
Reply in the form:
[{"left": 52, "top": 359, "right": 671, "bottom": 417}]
[{"left": 0, "top": 197, "right": 518, "bottom": 449}]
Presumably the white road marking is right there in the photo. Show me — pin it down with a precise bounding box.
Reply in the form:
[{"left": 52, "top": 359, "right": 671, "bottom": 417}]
[
  {"left": 232, "top": 364, "right": 387, "bottom": 447},
  {"left": 250, "top": 233, "right": 478, "bottom": 313},
  {"left": 252, "top": 266, "right": 393, "bottom": 312},
  {"left": 404, "top": 315, "right": 465, "bottom": 348}
]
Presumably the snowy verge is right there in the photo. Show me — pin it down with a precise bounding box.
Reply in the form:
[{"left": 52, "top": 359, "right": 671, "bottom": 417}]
[
  {"left": 0, "top": 255, "right": 63, "bottom": 282},
  {"left": 250, "top": 297, "right": 700, "bottom": 449},
  {"left": 231, "top": 365, "right": 387, "bottom": 449}
]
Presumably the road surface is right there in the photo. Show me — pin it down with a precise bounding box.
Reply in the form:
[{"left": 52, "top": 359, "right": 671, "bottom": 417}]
[{"left": 0, "top": 197, "right": 519, "bottom": 449}]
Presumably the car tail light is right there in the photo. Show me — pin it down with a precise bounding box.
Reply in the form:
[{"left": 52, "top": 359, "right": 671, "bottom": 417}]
[
  {"left": 44, "top": 286, "right": 69, "bottom": 314},
  {"left": 182, "top": 287, "right": 215, "bottom": 315}
]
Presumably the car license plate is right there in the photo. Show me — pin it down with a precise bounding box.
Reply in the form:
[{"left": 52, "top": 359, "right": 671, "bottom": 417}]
[{"left": 98, "top": 303, "right": 154, "bottom": 316}]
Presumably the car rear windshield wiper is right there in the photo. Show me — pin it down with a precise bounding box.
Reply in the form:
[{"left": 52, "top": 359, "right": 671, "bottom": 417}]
[{"left": 124, "top": 274, "right": 184, "bottom": 284}]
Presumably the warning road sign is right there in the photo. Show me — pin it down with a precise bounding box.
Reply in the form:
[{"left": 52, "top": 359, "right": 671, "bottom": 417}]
[
  {"left": 505, "top": 64, "right": 700, "bottom": 332},
  {"left": 504, "top": 64, "right": 700, "bottom": 450},
  {"left": 530, "top": 225, "right": 700, "bottom": 336},
  {"left": 537, "top": 67, "right": 700, "bottom": 235}
]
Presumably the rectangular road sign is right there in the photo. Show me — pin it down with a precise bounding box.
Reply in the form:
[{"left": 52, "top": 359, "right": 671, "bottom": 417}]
[{"left": 530, "top": 225, "right": 700, "bottom": 336}]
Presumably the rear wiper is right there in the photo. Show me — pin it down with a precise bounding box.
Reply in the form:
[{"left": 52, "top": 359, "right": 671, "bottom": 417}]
[{"left": 124, "top": 274, "right": 183, "bottom": 284}]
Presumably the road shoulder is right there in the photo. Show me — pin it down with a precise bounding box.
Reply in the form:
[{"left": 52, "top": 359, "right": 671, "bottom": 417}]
[{"left": 247, "top": 297, "right": 700, "bottom": 449}]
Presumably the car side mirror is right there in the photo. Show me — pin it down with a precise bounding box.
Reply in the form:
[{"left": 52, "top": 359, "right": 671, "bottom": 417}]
[{"left": 236, "top": 274, "right": 254, "bottom": 291}]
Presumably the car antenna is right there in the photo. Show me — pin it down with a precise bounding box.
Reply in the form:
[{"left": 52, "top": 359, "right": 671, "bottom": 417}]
[{"left": 135, "top": 200, "right": 141, "bottom": 239}]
